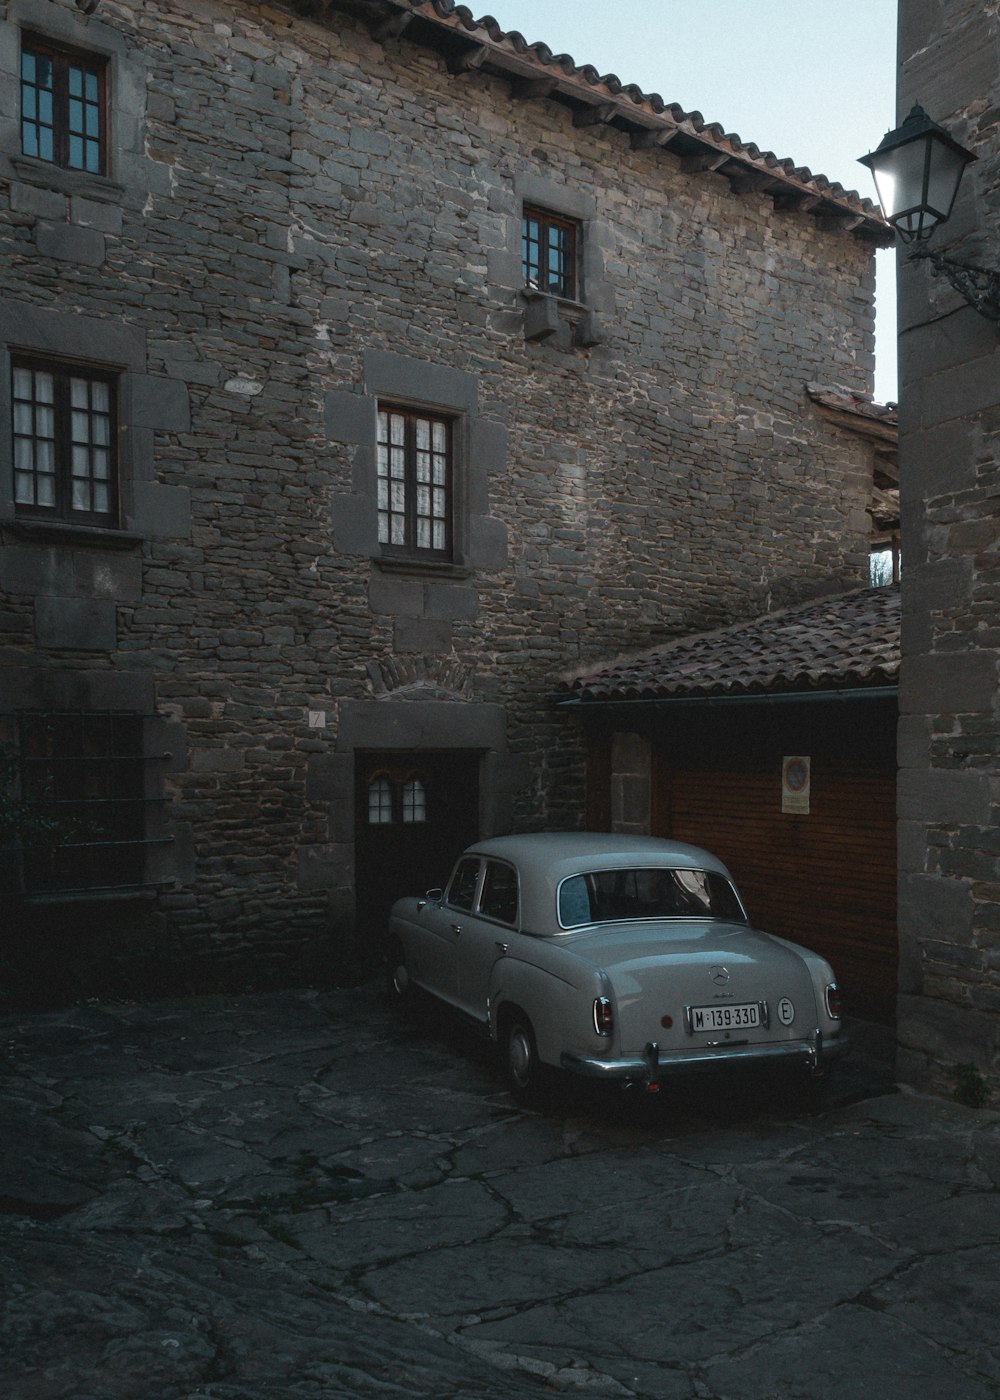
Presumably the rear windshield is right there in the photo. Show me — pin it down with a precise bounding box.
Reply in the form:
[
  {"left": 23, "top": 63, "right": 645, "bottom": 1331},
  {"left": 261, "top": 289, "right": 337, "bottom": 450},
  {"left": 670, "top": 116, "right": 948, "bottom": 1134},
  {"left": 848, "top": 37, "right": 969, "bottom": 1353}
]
[{"left": 558, "top": 867, "right": 747, "bottom": 928}]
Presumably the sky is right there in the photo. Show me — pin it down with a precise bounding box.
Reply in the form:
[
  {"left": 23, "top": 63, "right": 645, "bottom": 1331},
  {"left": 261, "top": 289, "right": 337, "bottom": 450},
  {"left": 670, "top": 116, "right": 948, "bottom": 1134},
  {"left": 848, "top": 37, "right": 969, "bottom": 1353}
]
[{"left": 485, "top": 0, "right": 899, "bottom": 403}]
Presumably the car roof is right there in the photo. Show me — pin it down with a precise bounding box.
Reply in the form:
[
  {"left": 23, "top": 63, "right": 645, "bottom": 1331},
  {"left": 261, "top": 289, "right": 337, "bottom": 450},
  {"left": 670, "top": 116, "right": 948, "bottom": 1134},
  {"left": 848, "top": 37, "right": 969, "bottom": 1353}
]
[{"left": 463, "top": 832, "right": 732, "bottom": 881}]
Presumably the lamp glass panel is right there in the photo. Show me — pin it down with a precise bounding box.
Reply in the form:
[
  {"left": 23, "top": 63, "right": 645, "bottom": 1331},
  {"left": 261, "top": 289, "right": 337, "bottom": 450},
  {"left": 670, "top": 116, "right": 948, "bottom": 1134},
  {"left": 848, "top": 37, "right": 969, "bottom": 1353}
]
[
  {"left": 872, "top": 139, "right": 929, "bottom": 222},
  {"left": 926, "top": 137, "right": 968, "bottom": 219}
]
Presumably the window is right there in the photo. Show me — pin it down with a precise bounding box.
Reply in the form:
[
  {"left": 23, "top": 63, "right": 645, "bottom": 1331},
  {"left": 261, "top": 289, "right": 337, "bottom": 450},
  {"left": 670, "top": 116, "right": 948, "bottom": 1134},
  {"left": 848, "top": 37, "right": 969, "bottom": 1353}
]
[
  {"left": 479, "top": 860, "right": 518, "bottom": 925},
  {"left": 447, "top": 857, "right": 480, "bottom": 912},
  {"left": 12, "top": 356, "right": 117, "bottom": 525},
  {"left": 558, "top": 868, "right": 748, "bottom": 928},
  {"left": 366, "top": 771, "right": 428, "bottom": 825},
  {"left": 377, "top": 405, "right": 452, "bottom": 559},
  {"left": 522, "top": 206, "right": 579, "bottom": 300},
  {"left": 8, "top": 712, "right": 149, "bottom": 895},
  {"left": 21, "top": 36, "right": 107, "bottom": 175}
]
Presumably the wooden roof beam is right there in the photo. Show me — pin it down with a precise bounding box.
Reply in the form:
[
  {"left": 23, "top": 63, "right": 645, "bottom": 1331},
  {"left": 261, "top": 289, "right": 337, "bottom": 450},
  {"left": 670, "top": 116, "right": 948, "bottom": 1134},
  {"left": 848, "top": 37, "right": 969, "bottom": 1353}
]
[
  {"left": 573, "top": 103, "right": 619, "bottom": 128},
  {"left": 726, "top": 169, "right": 778, "bottom": 195},
  {"left": 447, "top": 43, "right": 488, "bottom": 75},
  {"left": 680, "top": 149, "right": 730, "bottom": 174},
  {"left": 630, "top": 127, "right": 683, "bottom": 153},
  {"left": 510, "top": 75, "right": 558, "bottom": 102},
  {"left": 370, "top": 9, "right": 412, "bottom": 42},
  {"left": 815, "top": 211, "right": 867, "bottom": 234}
]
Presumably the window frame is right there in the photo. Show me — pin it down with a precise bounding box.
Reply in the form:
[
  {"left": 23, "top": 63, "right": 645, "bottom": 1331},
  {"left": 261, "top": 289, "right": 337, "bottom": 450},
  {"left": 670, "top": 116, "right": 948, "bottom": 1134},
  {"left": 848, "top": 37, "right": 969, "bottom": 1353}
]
[
  {"left": 11, "top": 353, "right": 119, "bottom": 527},
  {"left": 376, "top": 402, "right": 454, "bottom": 562},
  {"left": 521, "top": 205, "right": 580, "bottom": 302},
  {"left": 20, "top": 32, "right": 108, "bottom": 177},
  {"left": 364, "top": 767, "right": 430, "bottom": 826}
]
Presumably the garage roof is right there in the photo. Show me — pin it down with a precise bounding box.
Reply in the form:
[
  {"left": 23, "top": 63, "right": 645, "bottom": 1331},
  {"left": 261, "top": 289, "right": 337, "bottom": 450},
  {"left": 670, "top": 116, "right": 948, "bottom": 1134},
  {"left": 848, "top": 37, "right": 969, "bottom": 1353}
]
[{"left": 563, "top": 585, "right": 900, "bottom": 705}]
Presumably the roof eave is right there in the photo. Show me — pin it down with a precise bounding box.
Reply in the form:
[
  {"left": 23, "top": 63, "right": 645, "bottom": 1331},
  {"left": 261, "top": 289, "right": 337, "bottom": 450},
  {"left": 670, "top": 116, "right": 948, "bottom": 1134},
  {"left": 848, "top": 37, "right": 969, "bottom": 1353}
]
[
  {"left": 559, "top": 683, "right": 899, "bottom": 709},
  {"left": 289, "top": 0, "right": 892, "bottom": 245}
]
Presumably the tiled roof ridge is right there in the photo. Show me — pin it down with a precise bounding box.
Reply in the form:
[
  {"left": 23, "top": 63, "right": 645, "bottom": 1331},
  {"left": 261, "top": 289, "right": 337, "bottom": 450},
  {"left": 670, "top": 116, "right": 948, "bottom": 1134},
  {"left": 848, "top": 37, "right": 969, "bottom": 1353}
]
[
  {"left": 400, "top": 0, "right": 885, "bottom": 227},
  {"left": 564, "top": 584, "right": 900, "bottom": 701}
]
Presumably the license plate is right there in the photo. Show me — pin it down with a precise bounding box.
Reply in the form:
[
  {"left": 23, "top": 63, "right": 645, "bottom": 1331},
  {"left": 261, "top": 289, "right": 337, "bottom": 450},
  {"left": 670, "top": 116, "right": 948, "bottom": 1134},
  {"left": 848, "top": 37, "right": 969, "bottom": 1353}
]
[{"left": 689, "top": 1002, "right": 761, "bottom": 1032}]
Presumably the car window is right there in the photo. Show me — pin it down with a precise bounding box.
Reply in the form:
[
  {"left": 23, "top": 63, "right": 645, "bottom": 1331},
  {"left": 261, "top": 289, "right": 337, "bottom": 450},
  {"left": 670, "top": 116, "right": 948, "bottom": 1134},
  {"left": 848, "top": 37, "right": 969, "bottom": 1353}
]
[
  {"left": 558, "top": 867, "right": 746, "bottom": 927},
  {"left": 447, "top": 857, "right": 481, "bottom": 911},
  {"left": 478, "top": 860, "right": 518, "bottom": 925}
]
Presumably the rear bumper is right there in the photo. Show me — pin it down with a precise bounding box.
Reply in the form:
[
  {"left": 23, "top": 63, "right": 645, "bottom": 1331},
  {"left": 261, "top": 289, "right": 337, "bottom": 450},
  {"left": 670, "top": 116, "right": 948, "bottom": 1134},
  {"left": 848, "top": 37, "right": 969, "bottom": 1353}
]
[{"left": 561, "top": 1028, "right": 843, "bottom": 1083}]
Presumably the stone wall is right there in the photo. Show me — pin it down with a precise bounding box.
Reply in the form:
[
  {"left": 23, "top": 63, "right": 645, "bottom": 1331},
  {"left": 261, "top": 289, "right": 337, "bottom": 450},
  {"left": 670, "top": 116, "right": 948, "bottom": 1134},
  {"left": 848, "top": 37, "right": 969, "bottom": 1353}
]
[
  {"left": 896, "top": 0, "right": 1000, "bottom": 1095},
  {"left": 0, "top": 0, "right": 881, "bottom": 987}
]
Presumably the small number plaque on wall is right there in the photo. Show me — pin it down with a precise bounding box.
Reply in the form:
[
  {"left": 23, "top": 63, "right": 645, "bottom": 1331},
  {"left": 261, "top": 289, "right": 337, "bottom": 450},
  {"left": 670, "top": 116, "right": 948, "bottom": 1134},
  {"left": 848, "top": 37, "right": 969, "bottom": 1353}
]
[{"left": 781, "top": 756, "right": 811, "bottom": 814}]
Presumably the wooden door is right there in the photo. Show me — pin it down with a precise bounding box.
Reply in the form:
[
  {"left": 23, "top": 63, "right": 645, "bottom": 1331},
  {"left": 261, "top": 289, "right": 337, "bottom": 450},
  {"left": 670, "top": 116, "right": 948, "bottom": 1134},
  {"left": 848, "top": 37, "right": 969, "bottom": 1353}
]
[
  {"left": 655, "top": 759, "right": 897, "bottom": 1023},
  {"left": 354, "top": 750, "right": 480, "bottom": 958}
]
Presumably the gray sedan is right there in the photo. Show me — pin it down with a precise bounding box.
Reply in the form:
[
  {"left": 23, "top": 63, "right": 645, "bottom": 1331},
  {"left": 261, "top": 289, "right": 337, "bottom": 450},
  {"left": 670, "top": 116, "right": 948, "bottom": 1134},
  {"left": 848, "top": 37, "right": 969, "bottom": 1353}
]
[{"left": 386, "top": 832, "right": 843, "bottom": 1099}]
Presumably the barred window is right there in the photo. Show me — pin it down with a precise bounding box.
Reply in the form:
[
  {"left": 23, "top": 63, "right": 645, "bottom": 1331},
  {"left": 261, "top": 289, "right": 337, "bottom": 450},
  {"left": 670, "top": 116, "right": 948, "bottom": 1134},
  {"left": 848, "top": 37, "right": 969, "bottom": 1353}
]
[
  {"left": 376, "top": 405, "right": 452, "bottom": 559},
  {"left": 21, "top": 37, "right": 107, "bottom": 176},
  {"left": 5, "top": 712, "right": 157, "bottom": 896},
  {"left": 12, "top": 357, "right": 117, "bottom": 525},
  {"left": 522, "top": 206, "right": 579, "bottom": 300}
]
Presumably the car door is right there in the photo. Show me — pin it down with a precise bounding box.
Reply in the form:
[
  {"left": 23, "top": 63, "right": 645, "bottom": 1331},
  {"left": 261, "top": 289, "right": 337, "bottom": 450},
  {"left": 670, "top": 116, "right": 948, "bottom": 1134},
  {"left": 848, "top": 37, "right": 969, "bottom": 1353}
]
[
  {"left": 415, "top": 855, "right": 481, "bottom": 1006},
  {"left": 456, "top": 857, "right": 520, "bottom": 1021}
]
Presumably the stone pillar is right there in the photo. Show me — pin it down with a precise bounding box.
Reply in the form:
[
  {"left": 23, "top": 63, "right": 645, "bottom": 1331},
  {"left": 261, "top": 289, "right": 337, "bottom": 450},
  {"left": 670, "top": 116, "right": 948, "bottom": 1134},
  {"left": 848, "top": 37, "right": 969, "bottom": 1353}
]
[{"left": 896, "top": 1, "right": 1000, "bottom": 1098}]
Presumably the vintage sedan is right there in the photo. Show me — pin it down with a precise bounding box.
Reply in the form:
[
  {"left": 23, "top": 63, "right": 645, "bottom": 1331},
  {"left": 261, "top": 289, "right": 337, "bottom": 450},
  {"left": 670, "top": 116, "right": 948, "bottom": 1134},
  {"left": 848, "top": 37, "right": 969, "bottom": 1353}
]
[{"left": 386, "top": 832, "right": 843, "bottom": 1099}]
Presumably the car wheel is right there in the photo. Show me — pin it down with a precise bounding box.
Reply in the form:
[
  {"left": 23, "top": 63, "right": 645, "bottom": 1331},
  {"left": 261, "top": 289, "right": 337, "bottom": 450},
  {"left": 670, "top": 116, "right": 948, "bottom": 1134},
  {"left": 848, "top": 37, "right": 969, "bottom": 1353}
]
[
  {"left": 385, "top": 938, "right": 414, "bottom": 1010},
  {"left": 504, "top": 1014, "right": 544, "bottom": 1103}
]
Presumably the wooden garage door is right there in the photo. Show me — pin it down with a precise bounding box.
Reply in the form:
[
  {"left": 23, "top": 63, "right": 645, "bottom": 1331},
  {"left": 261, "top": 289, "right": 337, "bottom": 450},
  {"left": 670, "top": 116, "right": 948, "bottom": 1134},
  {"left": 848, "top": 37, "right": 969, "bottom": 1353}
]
[{"left": 655, "top": 761, "right": 897, "bottom": 1022}]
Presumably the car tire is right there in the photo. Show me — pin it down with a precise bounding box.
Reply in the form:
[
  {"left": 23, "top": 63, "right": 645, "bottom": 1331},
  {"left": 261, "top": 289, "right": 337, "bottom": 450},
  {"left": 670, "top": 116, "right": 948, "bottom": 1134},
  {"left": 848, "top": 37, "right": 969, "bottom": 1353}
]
[
  {"left": 504, "top": 1014, "right": 545, "bottom": 1103},
  {"left": 385, "top": 938, "right": 415, "bottom": 1010}
]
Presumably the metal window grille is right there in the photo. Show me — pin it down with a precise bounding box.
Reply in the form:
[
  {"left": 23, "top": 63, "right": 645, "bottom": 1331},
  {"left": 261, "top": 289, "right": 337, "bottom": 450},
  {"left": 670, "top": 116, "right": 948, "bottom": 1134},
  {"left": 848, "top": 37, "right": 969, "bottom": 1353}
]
[{"left": 3, "top": 712, "right": 168, "bottom": 897}]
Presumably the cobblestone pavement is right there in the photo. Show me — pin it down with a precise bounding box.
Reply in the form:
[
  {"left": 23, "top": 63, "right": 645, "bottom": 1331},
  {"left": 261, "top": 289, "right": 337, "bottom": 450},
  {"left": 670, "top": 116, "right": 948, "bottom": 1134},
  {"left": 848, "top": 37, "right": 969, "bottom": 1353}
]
[{"left": 2, "top": 986, "right": 999, "bottom": 1400}]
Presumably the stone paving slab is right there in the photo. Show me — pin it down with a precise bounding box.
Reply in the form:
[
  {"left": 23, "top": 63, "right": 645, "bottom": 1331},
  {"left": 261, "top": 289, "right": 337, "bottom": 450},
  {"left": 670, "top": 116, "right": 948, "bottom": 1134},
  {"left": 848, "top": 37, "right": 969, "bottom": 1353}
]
[{"left": 1, "top": 986, "right": 999, "bottom": 1400}]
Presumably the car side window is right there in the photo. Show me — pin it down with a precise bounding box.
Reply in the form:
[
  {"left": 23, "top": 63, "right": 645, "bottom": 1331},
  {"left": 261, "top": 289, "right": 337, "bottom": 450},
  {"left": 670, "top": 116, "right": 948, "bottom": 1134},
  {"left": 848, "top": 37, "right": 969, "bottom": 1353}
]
[
  {"left": 447, "top": 857, "right": 480, "bottom": 911},
  {"left": 479, "top": 860, "right": 518, "bottom": 925},
  {"left": 559, "top": 874, "right": 593, "bottom": 927}
]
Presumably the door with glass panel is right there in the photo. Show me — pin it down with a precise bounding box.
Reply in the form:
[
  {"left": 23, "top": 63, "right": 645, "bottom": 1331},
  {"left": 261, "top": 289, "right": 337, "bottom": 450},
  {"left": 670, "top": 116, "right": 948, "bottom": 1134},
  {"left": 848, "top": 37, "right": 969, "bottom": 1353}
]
[{"left": 354, "top": 750, "right": 480, "bottom": 958}]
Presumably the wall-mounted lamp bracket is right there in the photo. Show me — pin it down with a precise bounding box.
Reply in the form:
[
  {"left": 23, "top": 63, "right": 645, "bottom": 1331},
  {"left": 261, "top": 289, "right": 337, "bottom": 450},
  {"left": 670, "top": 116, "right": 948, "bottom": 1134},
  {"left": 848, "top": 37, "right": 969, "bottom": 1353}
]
[{"left": 909, "top": 244, "right": 1000, "bottom": 323}]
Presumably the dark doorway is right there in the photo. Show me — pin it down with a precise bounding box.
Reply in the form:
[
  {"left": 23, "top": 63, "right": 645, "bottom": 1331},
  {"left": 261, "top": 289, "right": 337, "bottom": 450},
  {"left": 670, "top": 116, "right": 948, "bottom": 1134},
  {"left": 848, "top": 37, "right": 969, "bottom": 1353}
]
[{"left": 354, "top": 749, "right": 481, "bottom": 959}]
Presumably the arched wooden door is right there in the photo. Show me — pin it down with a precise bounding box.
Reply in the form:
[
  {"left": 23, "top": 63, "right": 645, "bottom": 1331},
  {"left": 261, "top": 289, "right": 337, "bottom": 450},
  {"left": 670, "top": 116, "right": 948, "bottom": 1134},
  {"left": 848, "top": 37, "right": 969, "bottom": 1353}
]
[{"left": 354, "top": 749, "right": 480, "bottom": 957}]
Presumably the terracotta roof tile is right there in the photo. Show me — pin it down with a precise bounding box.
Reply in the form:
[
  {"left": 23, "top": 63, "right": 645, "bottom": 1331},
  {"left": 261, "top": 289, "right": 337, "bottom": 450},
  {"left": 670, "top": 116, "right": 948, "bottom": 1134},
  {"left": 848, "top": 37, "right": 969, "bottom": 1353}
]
[{"left": 565, "top": 586, "right": 900, "bottom": 703}]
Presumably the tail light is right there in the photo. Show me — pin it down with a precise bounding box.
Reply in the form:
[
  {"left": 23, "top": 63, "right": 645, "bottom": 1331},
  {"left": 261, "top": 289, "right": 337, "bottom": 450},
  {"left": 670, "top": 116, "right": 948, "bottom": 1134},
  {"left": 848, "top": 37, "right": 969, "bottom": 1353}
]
[
  {"left": 593, "top": 996, "right": 613, "bottom": 1037},
  {"left": 825, "top": 983, "right": 842, "bottom": 1020}
]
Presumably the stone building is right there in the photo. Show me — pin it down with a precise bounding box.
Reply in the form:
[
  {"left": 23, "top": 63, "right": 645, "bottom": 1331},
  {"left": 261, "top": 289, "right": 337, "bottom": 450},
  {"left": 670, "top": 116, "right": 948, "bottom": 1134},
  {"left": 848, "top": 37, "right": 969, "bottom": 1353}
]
[
  {"left": 893, "top": 3, "right": 1000, "bottom": 1094},
  {"left": 0, "top": 0, "right": 888, "bottom": 995}
]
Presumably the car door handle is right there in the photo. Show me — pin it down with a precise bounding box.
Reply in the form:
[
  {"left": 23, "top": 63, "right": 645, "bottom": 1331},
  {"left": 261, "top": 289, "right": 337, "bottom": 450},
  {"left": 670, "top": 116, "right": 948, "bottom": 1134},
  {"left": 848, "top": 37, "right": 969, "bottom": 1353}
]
[
  {"left": 495, "top": 941, "right": 508, "bottom": 955},
  {"left": 451, "top": 923, "right": 462, "bottom": 935}
]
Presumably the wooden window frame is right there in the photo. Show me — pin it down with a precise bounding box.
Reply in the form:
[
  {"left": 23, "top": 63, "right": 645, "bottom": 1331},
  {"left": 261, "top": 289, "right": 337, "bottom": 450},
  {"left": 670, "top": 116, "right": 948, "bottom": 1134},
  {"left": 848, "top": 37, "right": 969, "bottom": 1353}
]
[
  {"left": 21, "top": 34, "right": 108, "bottom": 176},
  {"left": 12, "top": 354, "right": 119, "bottom": 527},
  {"left": 522, "top": 206, "right": 580, "bottom": 301},
  {"left": 376, "top": 403, "right": 453, "bottom": 561}
]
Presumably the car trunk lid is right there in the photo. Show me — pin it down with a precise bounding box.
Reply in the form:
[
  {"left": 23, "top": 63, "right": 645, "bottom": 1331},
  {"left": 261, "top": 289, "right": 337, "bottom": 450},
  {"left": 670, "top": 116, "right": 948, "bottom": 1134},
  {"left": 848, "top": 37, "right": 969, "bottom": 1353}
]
[{"left": 564, "top": 921, "right": 819, "bottom": 1054}]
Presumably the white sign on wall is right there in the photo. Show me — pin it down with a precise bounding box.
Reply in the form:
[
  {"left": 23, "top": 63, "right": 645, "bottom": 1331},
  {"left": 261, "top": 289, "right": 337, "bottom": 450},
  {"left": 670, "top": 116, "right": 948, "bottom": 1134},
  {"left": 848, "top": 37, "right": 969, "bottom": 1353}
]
[{"left": 781, "top": 756, "right": 811, "bottom": 814}]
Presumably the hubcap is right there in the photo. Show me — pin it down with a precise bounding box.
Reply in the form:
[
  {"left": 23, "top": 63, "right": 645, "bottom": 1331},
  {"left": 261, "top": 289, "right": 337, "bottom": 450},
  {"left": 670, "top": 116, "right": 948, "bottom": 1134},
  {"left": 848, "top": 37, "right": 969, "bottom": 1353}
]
[{"left": 508, "top": 1027, "right": 531, "bottom": 1087}]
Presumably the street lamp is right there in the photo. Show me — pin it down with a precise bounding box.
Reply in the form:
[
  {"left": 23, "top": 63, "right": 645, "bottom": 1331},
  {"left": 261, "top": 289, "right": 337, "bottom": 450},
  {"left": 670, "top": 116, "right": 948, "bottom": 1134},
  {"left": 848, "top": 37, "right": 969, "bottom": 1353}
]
[{"left": 859, "top": 105, "right": 1000, "bottom": 321}]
